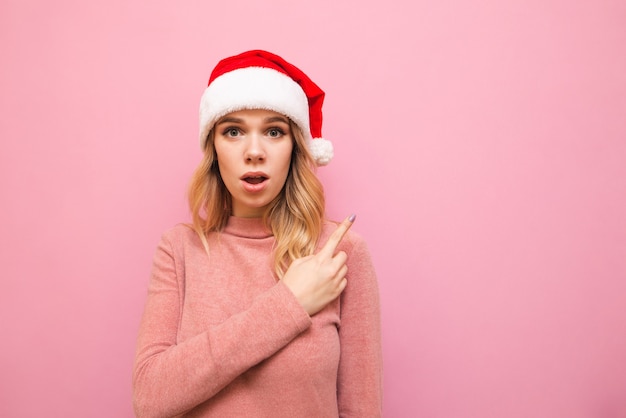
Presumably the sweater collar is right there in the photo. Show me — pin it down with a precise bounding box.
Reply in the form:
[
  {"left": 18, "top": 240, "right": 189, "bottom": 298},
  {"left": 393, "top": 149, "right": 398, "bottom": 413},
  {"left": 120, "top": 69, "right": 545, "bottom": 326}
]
[{"left": 223, "top": 216, "right": 273, "bottom": 239}]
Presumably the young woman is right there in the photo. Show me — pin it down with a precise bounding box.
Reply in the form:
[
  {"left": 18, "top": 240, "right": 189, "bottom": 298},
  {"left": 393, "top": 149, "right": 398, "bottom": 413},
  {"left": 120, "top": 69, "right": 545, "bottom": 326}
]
[{"left": 133, "top": 50, "right": 382, "bottom": 417}]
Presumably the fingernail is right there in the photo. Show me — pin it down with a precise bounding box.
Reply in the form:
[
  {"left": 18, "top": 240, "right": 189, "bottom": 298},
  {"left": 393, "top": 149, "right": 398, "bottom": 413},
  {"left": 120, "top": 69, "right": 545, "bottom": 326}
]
[{"left": 348, "top": 214, "right": 356, "bottom": 222}]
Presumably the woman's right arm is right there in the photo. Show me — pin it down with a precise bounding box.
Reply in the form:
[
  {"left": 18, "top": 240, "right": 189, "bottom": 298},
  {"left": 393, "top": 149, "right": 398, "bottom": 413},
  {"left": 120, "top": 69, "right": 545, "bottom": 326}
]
[{"left": 132, "top": 233, "right": 312, "bottom": 418}]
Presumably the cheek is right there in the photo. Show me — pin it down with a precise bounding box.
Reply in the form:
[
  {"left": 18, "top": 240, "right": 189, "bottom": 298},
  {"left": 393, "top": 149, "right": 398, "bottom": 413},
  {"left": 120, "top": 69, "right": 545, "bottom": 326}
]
[
  {"left": 214, "top": 157, "right": 234, "bottom": 187},
  {"left": 279, "top": 148, "right": 294, "bottom": 177},
  {"left": 283, "top": 142, "right": 295, "bottom": 165},
  {"left": 214, "top": 146, "right": 233, "bottom": 173}
]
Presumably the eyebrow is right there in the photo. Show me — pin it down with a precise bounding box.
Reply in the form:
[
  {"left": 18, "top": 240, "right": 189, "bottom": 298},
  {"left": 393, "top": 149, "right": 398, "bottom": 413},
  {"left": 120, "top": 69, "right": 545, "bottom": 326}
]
[
  {"left": 216, "top": 115, "right": 290, "bottom": 126},
  {"left": 216, "top": 117, "right": 244, "bottom": 125},
  {"left": 264, "top": 116, "right": 290, "bottom": 124}
]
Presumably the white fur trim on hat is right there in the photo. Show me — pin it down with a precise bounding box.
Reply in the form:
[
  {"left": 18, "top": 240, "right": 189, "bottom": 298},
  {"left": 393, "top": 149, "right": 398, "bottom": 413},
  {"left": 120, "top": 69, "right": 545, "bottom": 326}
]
[
  {"left": 199, "top": 67, "right": 312, "bottom": 148},
  {"left": 309, "top": 138, "right": 334, "bottom": 166}
]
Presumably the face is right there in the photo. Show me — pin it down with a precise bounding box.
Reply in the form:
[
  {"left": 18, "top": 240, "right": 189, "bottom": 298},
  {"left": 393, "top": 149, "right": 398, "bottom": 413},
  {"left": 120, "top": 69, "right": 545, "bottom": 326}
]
[{"left": 214, "top": 109, "right": 294, "bottom": 218}]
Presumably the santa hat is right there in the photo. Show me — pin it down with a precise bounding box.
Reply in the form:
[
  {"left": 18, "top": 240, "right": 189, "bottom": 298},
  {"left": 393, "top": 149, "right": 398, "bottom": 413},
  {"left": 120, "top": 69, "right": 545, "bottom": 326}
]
[{"left": 199, "top": 50, "right": 333, "bottom": 166}]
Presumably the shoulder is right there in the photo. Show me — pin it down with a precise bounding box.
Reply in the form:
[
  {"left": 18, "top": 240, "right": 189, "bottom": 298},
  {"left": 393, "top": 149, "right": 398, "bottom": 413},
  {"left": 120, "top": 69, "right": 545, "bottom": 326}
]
[
  {"left": 160, "top": 223, "right": 197, "bottom": 241},
  {"left": 321, "top": 219, "right": 369, "bottom": 254},
  {"left": 322, "top": 220, "right": 379, "bottom": 289},
  {"left": 158, "top": 223, "right": 203, "bottom": 253}
]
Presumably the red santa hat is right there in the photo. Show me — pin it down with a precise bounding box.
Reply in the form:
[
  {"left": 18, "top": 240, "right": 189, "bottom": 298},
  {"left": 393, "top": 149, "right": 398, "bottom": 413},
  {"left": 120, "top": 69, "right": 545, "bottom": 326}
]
[{"left": 199, "top": 50, "right": 333, "bottom": 166}]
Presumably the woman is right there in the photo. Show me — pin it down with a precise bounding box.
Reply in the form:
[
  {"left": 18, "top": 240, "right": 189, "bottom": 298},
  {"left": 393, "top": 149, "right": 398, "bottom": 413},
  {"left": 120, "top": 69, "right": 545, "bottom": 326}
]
[{"left": 133, "top": 50, "right": 382, "bottom": 417}]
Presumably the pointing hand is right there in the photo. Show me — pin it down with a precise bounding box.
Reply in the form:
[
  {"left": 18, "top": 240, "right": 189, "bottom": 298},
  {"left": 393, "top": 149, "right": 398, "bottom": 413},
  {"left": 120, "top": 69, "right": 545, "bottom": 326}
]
[{"left": 282, "top": 214, "right": 356, "bottom": 316}]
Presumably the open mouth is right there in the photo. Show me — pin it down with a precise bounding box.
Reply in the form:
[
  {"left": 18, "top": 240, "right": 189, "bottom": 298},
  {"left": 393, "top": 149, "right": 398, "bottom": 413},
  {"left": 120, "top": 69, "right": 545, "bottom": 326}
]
[{"left": 243, "top": 175, "right": 267, "bottom": 184}]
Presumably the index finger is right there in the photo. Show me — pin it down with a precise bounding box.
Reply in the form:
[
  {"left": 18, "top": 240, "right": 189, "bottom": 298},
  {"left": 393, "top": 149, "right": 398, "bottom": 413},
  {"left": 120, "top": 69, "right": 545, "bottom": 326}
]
[{"left": 319, "top": 214, "right": 356, "bottom": 258}]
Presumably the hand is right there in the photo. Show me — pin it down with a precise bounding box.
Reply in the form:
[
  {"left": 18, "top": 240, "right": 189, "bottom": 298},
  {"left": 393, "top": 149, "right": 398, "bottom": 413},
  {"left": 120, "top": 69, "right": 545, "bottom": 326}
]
[{"left": 282, "top": 214, "right": 356, "bottom": 316}]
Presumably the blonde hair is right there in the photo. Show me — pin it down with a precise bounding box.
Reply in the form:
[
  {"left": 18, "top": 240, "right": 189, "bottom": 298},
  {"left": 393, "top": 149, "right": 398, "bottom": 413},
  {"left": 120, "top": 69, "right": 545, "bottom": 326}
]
[{"left": 188, "top": 120, "right": 325, "bottom": 278}]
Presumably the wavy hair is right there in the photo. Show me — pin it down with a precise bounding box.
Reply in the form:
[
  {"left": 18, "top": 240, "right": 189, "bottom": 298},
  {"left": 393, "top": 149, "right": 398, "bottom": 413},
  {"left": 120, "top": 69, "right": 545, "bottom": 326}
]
[{"left": 187, "top": 120, "right": 325, "bottom": 278}]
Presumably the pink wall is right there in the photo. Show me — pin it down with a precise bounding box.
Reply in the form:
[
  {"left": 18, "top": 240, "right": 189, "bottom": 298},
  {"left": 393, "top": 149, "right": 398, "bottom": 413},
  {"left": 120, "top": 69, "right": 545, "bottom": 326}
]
[{"left": 1, "top": 0, "right": 625, "bottom": 416}]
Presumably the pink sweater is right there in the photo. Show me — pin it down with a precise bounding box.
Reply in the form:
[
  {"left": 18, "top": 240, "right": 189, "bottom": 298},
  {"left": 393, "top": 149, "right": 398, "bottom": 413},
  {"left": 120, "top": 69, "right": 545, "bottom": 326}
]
[{"left": 133, "top": 217, "right": 382, "bottom": 417}]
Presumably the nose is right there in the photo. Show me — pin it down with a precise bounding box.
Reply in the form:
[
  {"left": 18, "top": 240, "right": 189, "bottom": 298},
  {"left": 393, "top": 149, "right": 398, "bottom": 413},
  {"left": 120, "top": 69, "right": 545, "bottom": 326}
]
[{"left": 245, "top": 134, "right": 265, "bottom": 163}]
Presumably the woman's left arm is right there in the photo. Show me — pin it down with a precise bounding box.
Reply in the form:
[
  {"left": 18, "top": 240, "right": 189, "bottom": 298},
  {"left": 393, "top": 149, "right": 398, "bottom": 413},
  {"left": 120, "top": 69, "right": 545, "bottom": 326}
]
[{"left": 337, "top": 234, "right": 383, "bottom": 417}]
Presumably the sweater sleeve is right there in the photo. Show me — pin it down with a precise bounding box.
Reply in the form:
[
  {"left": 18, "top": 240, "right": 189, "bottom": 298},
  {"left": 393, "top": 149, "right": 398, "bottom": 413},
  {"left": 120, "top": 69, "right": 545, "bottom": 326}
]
[
  {"left": 132, "top": 232, "right": 312, "bottom": 418},
  {"left": 337, "top": 234, "right": 383, "bottom": 417}
]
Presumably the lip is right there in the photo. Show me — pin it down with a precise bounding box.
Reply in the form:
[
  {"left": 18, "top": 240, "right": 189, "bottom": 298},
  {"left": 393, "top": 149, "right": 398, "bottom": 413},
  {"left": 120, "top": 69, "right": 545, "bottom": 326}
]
[{"left": 240, "top": 171, "right": 269, "bottom": 193}]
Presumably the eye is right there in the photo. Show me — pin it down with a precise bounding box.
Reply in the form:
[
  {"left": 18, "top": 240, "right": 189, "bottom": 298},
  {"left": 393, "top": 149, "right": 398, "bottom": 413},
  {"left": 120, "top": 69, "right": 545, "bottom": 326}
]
[
  {"left": 267, "top": 128, "right": 284, "bottom": 138},
  {"left": 223, "top": 127, "right": 240, "bottom": 137}
]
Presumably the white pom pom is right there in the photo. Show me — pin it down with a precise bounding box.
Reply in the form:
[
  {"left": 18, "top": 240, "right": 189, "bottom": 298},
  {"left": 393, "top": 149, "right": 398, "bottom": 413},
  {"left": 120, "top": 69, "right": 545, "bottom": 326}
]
[{"left": 309, "top": 138, "right": 334, "bottom": 166}]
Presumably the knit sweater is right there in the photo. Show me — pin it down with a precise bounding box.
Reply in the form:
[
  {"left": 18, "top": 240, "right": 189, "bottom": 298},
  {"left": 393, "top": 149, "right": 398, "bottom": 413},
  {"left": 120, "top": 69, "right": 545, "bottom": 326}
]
[{"left": 133, "top": 217, "right": 382, "bottom": 417}]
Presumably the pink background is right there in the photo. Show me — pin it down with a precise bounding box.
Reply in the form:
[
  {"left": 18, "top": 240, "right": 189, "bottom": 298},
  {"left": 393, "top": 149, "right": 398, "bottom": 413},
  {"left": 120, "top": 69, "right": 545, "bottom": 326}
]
[{"left": 1, "top": 0, "right": 625, "bottom": 417}]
